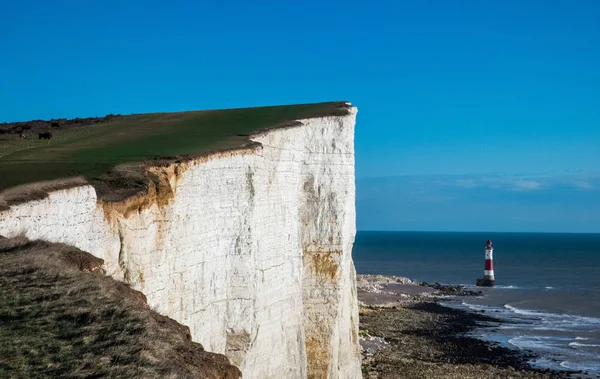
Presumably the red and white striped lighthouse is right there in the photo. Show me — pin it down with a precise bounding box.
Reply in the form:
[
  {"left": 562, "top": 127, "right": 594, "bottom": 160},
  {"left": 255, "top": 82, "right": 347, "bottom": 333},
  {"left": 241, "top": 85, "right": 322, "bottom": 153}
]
[{"left": 476, "top": 240, "right": 495, "bottom": 287}]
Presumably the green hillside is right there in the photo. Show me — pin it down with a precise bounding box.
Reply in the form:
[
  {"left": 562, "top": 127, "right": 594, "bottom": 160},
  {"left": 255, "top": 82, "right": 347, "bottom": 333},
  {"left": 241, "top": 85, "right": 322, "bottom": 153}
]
[{"left": 0, "top": 101, "right": 351, "bottom": 199}]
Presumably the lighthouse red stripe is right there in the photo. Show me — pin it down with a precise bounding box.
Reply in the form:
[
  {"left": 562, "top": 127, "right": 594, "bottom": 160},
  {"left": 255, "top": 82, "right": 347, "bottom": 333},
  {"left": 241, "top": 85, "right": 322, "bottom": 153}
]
[{"left": 484, "top": 259, "right": 494, "bottom": 270}]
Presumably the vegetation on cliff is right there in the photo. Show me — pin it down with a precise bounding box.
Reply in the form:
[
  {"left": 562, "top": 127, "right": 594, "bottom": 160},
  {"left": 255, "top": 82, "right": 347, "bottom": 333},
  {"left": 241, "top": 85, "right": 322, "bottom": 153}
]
[
  {"left": 0, "top": 236, "right": 241, "bottom": 378},
  {"left": 0, "top": 102, "right": 351, "bottom": 202}
]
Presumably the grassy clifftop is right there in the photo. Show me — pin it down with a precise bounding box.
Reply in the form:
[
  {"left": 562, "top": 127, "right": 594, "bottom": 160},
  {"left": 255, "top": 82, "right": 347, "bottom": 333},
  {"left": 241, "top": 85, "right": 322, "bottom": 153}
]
[
  {"left": 0, "top": 101, "right": 352, "bottom": 200},
  {"left": 0, "top": 236, "right": 241, "bottom": 379}
]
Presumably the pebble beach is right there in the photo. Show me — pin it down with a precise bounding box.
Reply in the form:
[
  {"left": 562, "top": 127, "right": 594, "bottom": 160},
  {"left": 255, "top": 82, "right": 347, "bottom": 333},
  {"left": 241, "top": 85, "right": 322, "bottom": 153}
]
[{"left": 357, "top": 275, "right": 584, "bottom": 379}]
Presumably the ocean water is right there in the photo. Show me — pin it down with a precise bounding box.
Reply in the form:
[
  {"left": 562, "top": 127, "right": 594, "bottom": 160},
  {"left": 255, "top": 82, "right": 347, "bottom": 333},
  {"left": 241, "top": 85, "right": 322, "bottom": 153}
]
[{"left": 353, "top": 231, "right": 600, "bottom": 375}]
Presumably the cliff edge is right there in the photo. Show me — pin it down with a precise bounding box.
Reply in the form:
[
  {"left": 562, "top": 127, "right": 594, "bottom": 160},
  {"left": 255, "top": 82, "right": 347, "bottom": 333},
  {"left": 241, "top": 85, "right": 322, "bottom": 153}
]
[{"left": 0, "top": 102, "right": 361, "bottom": 378}]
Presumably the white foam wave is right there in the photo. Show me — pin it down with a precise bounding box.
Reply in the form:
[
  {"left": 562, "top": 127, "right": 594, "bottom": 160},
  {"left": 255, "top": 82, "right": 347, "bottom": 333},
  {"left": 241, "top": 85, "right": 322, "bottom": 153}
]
[
  {"left": 508, "top": 336, "right": 560, "bottom": 351},
  {"left": 453, "top": 303, "right": 600, "bottom": 375},
  {"left": 569, "top": 342, "right": 600, "bottom": 348},
  {"left": 498, "top": 325, "right": 519, "bottom": 330},
  {"left": 532, "top": 326, "right": 571, "bottom": 332},
  {"left": 559, "top": 361, "right": 571, "bottom": 369},
  {"left": 529, "top": 357, "right": 565, "bottom": 372},
  {"left": 458, "top": 303, "right": 600, "bottom": 331},
  {"left": 559, "top": 360, "right": 600, "bottom": 373},
  {"left": 461, "top": 302, "right": 488, "bottom": 312},
  {"left": 504, "top": 304, "right": 549, "bottom": 317},
  {"left": 545, "top": 286, "right": 554, "bottom": 289},
  {"left": 503, "top": 304, "right": 600, "bottom": 326}
]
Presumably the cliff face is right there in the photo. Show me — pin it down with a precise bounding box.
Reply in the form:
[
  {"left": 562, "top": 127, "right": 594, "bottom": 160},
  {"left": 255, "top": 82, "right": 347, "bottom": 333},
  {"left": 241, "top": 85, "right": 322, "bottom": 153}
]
[{"left": 0, "top": 109, "right": 360, "bottom": 378}]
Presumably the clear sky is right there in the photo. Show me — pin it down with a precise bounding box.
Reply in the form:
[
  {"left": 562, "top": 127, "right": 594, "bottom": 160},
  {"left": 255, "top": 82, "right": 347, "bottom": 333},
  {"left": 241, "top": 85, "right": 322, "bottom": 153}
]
[{"left": 1, "top": 1, "right": 599, "bottom": 232}]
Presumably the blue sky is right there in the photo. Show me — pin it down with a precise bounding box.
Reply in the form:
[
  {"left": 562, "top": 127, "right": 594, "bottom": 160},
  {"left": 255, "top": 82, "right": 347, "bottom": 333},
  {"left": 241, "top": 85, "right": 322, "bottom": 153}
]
[{"left": 1, "top": 1, "right": 599, "bottom": 232}]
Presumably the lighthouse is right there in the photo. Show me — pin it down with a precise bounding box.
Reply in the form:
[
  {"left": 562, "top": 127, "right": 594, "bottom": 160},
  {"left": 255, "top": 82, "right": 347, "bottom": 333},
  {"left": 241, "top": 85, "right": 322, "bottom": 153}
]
[{"left": 476, "top": 240, "right": 495, "bottom": 287}]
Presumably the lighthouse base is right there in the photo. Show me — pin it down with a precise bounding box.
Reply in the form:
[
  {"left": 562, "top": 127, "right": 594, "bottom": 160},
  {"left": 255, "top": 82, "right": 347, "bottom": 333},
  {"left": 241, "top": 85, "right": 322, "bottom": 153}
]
[{"left": 476, "top": 278, "right": 495, "bottom": 287}]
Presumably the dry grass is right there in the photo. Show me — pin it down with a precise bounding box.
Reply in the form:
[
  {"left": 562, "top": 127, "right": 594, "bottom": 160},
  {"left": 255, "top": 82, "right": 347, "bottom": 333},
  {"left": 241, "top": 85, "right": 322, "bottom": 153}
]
[
  {"left": 0, "top": 177, "right": 89, "bottom": 212},
  {"left": 0, "top": 236, "right": 241, "bottom": 379}
]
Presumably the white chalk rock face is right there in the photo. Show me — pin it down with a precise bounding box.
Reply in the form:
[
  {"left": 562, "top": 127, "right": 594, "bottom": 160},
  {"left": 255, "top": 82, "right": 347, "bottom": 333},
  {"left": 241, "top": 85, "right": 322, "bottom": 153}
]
[{"left": 0, "top": 109, "right": 361, "bottom": 379}]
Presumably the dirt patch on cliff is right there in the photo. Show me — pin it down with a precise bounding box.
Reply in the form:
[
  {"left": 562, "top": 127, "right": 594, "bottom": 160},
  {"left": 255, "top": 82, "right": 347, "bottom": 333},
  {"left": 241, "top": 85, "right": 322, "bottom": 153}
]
[
  {"left": 304, "top": 249, "right": 342, "bottom": 281},
  {"left": 0, "top": 237, "right": 241, "bottom": 378},
  {"left": 302, "top": 247, "right": 343, "bottom": 378},
  {"left": 305, "top": 335, "right": 332, "bottom": 379}
]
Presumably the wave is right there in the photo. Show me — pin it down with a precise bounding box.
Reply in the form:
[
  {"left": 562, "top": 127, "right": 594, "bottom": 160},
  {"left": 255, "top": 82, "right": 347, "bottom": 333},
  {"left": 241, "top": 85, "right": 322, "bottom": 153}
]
[
  {"left": 503, "top": 304, "right": 600, "bottom": 326},
  {"left": 531, "top": 326, "right": 572, "bottom": 332},
  {"left": 460, "top": 302, "right": 487, "bottom": 311},
  {"left": 458, "top": 303, "right": 600, "bottom": 329},
  {"left": 461, "top": 284, "right": 557, "bottom": 291},
  {"left": 504, "top": 304, "right": 549, "bottom": 317},
  {"left": 508, "top": 336, "right": 572, "bottom": 353},
  {"left": 449, "top": 301, "right": 600, "bottom": 375},
  {"left": 459, "top": 284, "right": 524, "bottom": 290},
  {"left": 559, "top": 360, "right": 600, "bottom": 373},
  {"left": 569, "top": 342, "right": 600, "bottom": 348},
  {"left": 559, "top": 361, "right": 571, "bottom": 369},
  {"left": 529, "top": 357, "right": 565, "bottom": 372}
]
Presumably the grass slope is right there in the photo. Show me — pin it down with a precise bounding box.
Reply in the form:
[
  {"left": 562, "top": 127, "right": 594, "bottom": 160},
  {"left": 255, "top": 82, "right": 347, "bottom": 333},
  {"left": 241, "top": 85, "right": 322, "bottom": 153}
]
[
  {"left": 0, "top": 236, "right": 241, "bottom": 379},
  {"left": 0, "top": 102, "right": 351, "bottom": 195}
]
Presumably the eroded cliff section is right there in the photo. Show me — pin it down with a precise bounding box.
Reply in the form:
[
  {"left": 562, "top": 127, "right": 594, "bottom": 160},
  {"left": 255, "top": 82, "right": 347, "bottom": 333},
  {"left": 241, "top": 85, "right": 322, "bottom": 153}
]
[{"left": 0, "top": 108, "right": 361, "bottom": 378}]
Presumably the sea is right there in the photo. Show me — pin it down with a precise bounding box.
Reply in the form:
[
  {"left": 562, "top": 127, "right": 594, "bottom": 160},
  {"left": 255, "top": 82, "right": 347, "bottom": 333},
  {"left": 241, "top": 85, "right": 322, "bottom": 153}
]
[{"left": 353, "top": 231, "right": 600, "bottom": 376}]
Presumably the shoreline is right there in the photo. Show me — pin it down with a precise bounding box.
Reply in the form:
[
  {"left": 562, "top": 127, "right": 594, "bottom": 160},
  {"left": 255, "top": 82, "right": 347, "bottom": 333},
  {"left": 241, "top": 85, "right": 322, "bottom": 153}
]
[{"left": 357, "top": 274, "right": 580, "bottom": 379}]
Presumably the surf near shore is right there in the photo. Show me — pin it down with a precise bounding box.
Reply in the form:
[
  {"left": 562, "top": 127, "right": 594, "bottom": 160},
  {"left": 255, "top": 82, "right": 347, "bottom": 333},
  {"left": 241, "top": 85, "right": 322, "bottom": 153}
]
[{"left": 357, "top": 275, "right": 583, "bottom": 379}]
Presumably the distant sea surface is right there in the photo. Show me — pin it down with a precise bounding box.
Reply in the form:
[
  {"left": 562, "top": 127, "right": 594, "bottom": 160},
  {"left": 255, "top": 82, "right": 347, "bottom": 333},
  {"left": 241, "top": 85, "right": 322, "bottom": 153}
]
[{"left": 353, "top": 231, "right": 600, "bottom": 375}]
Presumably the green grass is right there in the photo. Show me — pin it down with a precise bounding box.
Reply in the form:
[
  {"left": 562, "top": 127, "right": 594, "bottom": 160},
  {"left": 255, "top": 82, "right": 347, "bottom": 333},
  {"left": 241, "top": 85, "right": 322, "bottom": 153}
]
[
  {"left": 0, "top": 236, "right": 241, "bottom": 379},
  {"left": 0, "top": 101, "right": 351, "bottom": 196}
]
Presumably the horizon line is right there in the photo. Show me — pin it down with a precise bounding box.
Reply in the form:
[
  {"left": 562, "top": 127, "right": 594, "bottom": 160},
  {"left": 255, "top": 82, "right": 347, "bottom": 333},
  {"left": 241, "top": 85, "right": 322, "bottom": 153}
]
[{"left": 357, "top": 230, "right": 600, "bottom": 235}]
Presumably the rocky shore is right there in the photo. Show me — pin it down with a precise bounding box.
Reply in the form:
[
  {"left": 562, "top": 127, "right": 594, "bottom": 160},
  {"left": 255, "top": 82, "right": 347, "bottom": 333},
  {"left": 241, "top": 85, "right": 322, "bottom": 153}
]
[{"left": 357, "top": 274, "right": 575, "bottom": 379}]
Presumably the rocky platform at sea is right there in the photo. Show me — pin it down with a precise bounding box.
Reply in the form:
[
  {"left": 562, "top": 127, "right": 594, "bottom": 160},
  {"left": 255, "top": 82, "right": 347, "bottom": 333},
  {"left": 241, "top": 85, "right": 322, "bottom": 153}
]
[{"left": 357, "top": 274, "right": 577, "bottom": 379}]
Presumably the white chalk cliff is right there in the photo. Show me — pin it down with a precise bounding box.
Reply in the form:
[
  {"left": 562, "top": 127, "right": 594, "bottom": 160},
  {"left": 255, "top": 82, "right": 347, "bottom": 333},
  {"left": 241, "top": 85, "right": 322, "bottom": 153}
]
[{"left": 0, "top": 107, "right": 361, "bottom": 378}]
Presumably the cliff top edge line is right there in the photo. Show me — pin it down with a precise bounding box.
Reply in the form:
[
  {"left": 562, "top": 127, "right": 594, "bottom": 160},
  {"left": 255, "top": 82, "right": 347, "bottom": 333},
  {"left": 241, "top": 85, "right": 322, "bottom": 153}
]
[{"left": 0, "top": 101, "right": 353, "bottom": 210}]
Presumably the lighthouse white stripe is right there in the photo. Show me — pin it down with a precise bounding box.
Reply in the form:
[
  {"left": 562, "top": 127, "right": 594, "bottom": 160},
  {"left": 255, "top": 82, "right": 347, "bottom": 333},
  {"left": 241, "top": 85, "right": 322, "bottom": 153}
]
[{"left": 484, "top": 270, "right": 494, "bottom": 275}]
